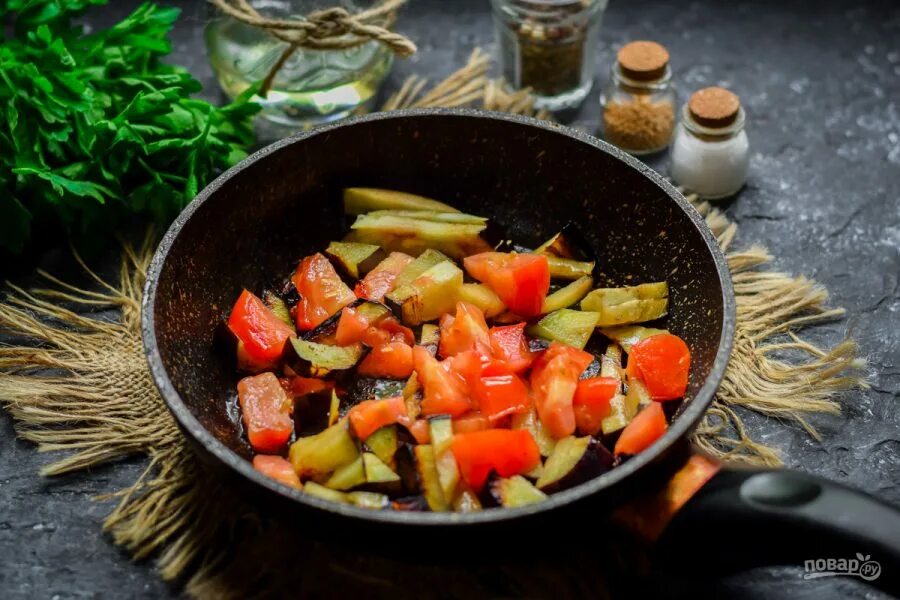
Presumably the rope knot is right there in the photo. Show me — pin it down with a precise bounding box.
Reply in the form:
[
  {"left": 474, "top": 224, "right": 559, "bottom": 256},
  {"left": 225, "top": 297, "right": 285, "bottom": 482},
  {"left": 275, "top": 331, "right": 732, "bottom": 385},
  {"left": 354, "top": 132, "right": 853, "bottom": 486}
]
[{"left": 208, "top": 0, "right": 416, "bottom": 96}]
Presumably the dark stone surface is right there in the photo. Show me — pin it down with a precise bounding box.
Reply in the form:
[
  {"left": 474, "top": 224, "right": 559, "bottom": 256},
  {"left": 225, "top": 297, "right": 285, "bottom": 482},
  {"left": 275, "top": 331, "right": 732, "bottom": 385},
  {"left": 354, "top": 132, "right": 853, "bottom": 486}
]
[{"left": 1, "top": 0, "right": 898, "bottom": 598}]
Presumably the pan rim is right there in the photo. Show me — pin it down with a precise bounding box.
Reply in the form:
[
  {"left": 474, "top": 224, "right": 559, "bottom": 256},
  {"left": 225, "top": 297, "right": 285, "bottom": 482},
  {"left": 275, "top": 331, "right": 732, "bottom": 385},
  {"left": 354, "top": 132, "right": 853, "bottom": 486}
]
[{"left": 141, "top": 107, "right": 736, "bottom": 525}]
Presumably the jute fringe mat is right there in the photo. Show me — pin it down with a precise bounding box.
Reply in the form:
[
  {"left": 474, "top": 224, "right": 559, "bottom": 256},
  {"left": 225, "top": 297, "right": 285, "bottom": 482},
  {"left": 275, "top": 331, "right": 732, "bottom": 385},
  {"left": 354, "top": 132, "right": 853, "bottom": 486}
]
[{"left": 0, "top": 49, "right": 867, "bottom": 598}]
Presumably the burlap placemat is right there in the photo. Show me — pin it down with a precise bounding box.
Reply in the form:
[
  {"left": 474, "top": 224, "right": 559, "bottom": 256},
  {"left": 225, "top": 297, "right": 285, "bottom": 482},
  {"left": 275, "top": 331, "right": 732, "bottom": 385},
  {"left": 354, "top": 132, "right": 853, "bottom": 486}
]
[{"left": 0, "top": 49, "right": 866, "bottom": 598}]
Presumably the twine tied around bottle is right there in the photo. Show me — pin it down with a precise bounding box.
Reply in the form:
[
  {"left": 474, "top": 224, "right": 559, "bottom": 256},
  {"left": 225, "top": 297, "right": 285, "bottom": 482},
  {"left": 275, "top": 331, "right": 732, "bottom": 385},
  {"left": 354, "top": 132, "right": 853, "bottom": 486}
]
[{"left": 208, "top": 0, "right": 417, "bottom": 97}]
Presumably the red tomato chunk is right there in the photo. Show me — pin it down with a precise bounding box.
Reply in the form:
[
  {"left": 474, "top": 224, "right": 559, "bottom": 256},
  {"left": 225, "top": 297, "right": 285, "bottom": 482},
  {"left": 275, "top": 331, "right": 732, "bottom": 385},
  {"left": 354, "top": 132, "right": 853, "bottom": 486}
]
[
  {"left": 451, "top": 429, "right": 541, "bottom": 491},
  {"left": 292, "top": 253, "right": 356, "bottom": 331},
  {"left": 628, "top": 333, "right": 691, "bottom": 401},
  {"left": 253, "top": 455, "right": 301, "bottom": 489},
  {"left": 464, "top": 252, "right": 550, "bottom": 318},
  {"left": 228, "top": 289, "right": 295, "bottom": 363},
  {"left": 238, "top": 372, "right": 294, "bottom": 453}
]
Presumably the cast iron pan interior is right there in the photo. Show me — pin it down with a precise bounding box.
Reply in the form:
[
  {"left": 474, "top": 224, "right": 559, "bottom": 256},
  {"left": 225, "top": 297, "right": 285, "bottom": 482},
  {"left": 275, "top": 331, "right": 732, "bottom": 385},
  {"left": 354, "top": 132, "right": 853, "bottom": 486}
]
[{"left": 142, "top": 109, "right": 735, "bottom": 525}]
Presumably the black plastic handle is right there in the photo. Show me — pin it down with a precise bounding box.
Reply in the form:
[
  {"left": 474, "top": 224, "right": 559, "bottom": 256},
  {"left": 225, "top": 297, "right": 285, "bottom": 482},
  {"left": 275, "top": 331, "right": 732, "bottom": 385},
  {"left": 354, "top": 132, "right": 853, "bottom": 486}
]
[{"left": 656, "top": 467, "right": 900, "bottom": 594}]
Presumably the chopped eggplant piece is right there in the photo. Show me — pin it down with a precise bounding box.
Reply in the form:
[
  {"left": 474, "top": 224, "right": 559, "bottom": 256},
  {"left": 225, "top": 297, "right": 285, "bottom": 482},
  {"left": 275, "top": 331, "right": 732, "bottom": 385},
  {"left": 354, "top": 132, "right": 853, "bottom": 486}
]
[
  {"left": 581, "top": 282, "right": 669, "bottom": 326},
  {"left": 536, "top": 436, "right": 613, "bottom": 493},
  {"left": 289, "top": 420, "right": 359, "bottom": 481},
  {"left": 293, "top": 388, "right": 336, "bottom": 436},
  {"left": 325, "top": 241, "right": 385, "bottom": 279},
  {"left": 457, "top": 283, "right": 506, "bottom": 318},
  {"left": 418, "top": 324, "right": 441, "bottom": 356},
  {"left": 365, "top": 209, "right": 486, "bottom": 225},
  {"left": 526, "top": 335, "right": 551, "bottom": 354},
  {"left": 350, "top": 212, "right": 489, "bottom": 260},
  {"left": 490, "top": 475, "right": 548, "bottom": 507},
  {"left": 414, "top": 444, "right": 450, "bottom": 511},
  {"left": 600, "top": 325, "right": 669, "bottom": 352},
  {"left": 452, "top": 488, "right": 483, "bottom": 512},
  {"left": 428, "top": 416, "right": 460, "bottom": 501},
  {"left": 279, "top": 280, "right": 301, "bottom": 308},
  {"left": 541, "top": 276, "right": 594, "bottom": 314},
  {"left": 389, "top": 249, "right": 451, "bottom": 293},
  {"left": 394, "top": 443, "right": 421, "bottom": 495},
  {"left": 347, "top": 491, "right": 390, "bottom": 510},
  {"left": 343, "top": 187, "right": 460, "bottom": 215},
  {"left": 526, "top": 309, "right": 600, "bottom": 349},
  {"left": 327, "top": 389, "right": 341, "bottom": 427},
  {"left": 389, "top": 261, "right": 464, "bottom": 325},
  {"left": 545, "top": 255, "right": 595, "bottom": 280},
  {"left": 402, "top": 372, "right": 421, "bottom": 420},
  {"left": 354, "top": 300, "right": 394, "bottom": 324},
  {"left": 324, "top": 455, "right": 367, "bottom": 491},
  {"left": 602, "top": 377, "right": 651, "bottom": 435},
  {"left": 284, "top": 338, "right": 365, "bottom": 377},
  {"left": 363, "top": 425, "right": 398, "bottom": 469},
  {"left": 533, "top": 223, "right": 595, "bottom": 261},
  {"left": 362, "top": 452, "right": 402, "bottom": 494},
  {"left": 600, "top": 343, "right": 625, "bottom": 385},
  {"left": 511, "top": 409, "right": 557, "bottom": 457},
  {"left": 303, "top": 482, "right": 349, "bottom": 503},
  {"left": 261, "top": 289, "right": 293, "bottom": 327}
]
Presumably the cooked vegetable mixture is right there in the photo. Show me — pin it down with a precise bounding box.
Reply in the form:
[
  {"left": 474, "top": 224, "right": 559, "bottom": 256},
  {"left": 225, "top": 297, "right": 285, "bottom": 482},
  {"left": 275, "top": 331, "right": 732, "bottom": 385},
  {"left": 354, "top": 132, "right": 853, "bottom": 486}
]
[{"left": 220, "top": 188, "right": 692, "bottom": 511}]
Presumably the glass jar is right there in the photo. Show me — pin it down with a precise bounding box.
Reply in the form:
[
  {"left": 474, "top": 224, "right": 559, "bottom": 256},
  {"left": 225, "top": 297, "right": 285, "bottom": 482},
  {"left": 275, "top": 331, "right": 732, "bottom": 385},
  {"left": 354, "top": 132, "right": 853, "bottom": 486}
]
[
  {"left": 205, "top": 0, "right": 395, "bottom": 131},
  {"left": 600, "top": 41, "right": 676, "bottom": 155},
  {"left": 491, "top": 0, "right": 608, "bottom": 112},
  {"left": 670, "top": 87, "right": 749, "bottom": 199}
]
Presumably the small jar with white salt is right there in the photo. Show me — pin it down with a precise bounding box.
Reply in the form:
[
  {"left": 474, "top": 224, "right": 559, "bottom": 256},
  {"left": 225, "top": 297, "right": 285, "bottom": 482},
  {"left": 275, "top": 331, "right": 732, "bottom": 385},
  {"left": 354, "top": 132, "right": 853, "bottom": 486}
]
[{"left": 670, "top": 87, "right": 749, "bottom": 199}]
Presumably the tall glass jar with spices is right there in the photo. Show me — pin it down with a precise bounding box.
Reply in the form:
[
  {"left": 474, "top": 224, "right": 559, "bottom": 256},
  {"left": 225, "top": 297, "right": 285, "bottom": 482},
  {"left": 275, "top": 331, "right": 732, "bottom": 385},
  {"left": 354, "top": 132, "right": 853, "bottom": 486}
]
[
  {"left": 670, "top": 87, "right": 749, "bottom": 199},
  {"left": 600, "top": 41, "right": 676, "bottom": 155},
  {"left": 491, "top": 0, "right": 608, "bottom": 111}
]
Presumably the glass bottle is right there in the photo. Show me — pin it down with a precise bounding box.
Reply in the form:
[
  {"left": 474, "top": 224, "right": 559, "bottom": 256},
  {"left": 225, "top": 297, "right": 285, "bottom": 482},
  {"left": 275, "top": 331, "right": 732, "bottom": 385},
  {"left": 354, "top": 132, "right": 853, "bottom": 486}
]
[
  {"left": 491, "top": 0, "right": 608, "bottom": 112},
  {"left": 670, "top": 87, "right": 749, "bottom": 199},
  {"left": 600, "top": 41, "right": 676, "bottom": 155},
  {"left": 205, "top": 0, "right": 395, "bottom": 130}
]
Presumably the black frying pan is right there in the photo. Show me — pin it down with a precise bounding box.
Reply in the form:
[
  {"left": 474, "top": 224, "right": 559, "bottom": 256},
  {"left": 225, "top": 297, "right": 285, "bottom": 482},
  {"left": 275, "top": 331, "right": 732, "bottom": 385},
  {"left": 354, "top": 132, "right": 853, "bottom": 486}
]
[{"left": 141, "top": 109, "right": 900, "bottom": 593}]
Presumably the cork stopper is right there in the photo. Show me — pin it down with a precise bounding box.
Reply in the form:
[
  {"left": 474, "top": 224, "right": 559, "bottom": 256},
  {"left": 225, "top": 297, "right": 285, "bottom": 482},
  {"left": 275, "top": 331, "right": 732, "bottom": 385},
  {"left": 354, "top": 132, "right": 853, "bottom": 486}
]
[
  {"left": 617, "top": 41, "right": 670, "bottom": 81},
  {"left": 688, "top": 87, "right": 741, "bottom": 128}
]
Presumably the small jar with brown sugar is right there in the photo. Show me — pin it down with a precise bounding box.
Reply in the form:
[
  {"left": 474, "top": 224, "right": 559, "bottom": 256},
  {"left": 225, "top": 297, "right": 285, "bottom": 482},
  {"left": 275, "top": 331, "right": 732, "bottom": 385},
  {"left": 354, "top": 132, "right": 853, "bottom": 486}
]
[
  {"left": 600, "top": 40, "right": 676, "bottom": 155},
  {"left": 670, "top": 86, "right": 749, "bottom": 199}
]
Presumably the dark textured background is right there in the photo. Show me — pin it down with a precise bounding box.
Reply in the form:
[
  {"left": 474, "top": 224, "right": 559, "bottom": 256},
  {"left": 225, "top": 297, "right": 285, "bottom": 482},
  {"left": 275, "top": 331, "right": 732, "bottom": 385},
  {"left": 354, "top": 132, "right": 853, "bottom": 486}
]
[{"left": 1, "top": 0, "right": 898, "bottom": 598}]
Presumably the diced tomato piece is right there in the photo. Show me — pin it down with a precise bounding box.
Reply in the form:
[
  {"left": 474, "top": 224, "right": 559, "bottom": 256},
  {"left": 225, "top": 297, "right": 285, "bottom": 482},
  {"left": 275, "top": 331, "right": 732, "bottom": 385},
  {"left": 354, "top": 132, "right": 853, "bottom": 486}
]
[
  {"left": 357, "top": 342, "right": 414, "bottom": 379},
  {"left": 451, "top": 429, "right": 541, "bottom": 491},
  {"left": 628, "top": 333, "right": 692, "bottom": 401},
  {"left": 228, "top": 289, "right": 295, "bottom": 363},
  {"left": 573, "top": 377, "right": 619, "bottom": 435},
  {"left": 377, "top": 316, "right": 415, "bottom": 346},
  {"left": 452, "top": 412, "right": 491, "bottom": 434},
  {"left": 287, "top": 376, "right": 333, "bottom": 397},
  {"left": 530, "top": 341, "right": 595, "bottom": 377},
  {"left": 438, "top": 302, "right": 492, "bottom": 358},
  {"left": 335, "top": 307, "right": 370, "bottom": 346},
  {"left": 355, "top": 252, "right": 414, "bottom": 301},
  {"left": 489, "top": 323, "right": 534, "bottom": 372},
  {"left": 348, "top": 396, "right": 409, "bottom": 441},
  {"left": 362, "top": 326, "right": 392, "bottom": 348},
  {"left": 463, "top": 252, "right": 550, "bottom": 317},
  {"left": 528, "top": 343, "right": 593, "bottom": 439},
  {"left": 614, "top": 402, "right": 668, "bottom": 456},
  {"left": 471, "top": 371, "right": 531, "bottom": 422},
  {"left": 413, "top": 346, "right": 471, "bottom": 417},
  {"left": 252, "top": 455, "right": 301, "bottom": 489},
  {"left": 446, "top": 349, "right": 492, "bottom": 387},
  {"left": 237, "top": 372, "right": 294, "bottom": 453},
  {"left": 291, "top": 253, "right": 356, "bottom": 331},
  {"left": 408, "top": 419, "right": 431, "bottom": 444}
]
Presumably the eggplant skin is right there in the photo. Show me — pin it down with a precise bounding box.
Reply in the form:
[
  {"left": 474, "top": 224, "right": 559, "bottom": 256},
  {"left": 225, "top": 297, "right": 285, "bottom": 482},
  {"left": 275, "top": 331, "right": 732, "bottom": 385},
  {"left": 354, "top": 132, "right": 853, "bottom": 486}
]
[
  {"left": 393, "top": 442, "right": 421, "bottom": 496},
  {"left": 390, "top": 495, "right": 430, "bottom": 512},
  {"left": 279, "top": 280, "right": 301, "bottom": 308},
  {"left": 539, "top": 438, "right": 614, "bottom": 494}
]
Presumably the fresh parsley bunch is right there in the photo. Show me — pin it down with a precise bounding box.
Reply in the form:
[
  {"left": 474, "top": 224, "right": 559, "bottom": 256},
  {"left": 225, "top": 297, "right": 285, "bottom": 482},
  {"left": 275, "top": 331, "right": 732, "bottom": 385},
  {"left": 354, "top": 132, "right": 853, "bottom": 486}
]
[{"left": 0, "top": 0, "right": 260, "bottom": 253}]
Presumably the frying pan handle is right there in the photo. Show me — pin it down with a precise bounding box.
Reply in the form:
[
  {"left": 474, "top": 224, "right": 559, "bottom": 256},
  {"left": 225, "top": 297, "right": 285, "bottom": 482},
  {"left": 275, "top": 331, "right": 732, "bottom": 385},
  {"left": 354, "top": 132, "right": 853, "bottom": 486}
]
[{"left": 655, "top": 466, "right": 900, "bottom": 593}]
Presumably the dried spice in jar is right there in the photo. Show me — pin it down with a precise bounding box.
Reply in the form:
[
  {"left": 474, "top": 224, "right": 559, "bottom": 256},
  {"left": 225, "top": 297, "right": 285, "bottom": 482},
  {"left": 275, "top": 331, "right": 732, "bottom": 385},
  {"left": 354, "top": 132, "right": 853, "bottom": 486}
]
[
  {"left": 491, "top": 0, "right": 608, "bottom": 111},
  {"left": 600, "top": 40, "right": 676, "bottom": 155},
  {"left": 670, "top": 87, "right": 750, "bottom": 199}
]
